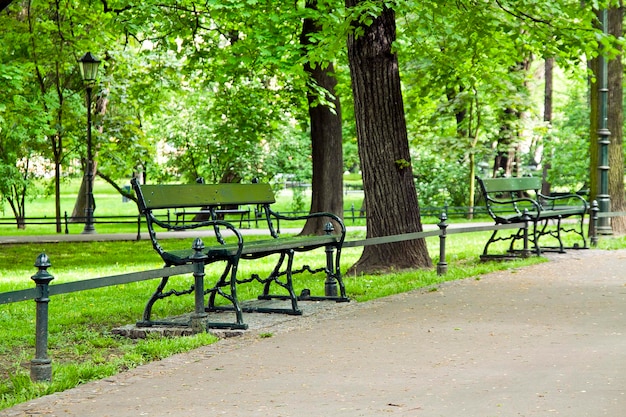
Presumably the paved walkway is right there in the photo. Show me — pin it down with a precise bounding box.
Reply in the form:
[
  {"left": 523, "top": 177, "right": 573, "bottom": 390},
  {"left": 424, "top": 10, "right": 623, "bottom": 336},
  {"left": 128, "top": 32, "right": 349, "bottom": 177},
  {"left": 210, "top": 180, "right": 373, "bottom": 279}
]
[{"left": 2, "top": 249, "right": 626, "bottom": 417}]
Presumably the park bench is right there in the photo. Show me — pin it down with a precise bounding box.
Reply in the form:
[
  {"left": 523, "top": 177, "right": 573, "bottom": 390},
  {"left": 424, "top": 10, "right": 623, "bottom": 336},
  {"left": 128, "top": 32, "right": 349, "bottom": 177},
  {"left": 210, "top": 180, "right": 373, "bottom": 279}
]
[
  {"left": 475, "top": 176, "right": 588, "bottom": 260},
  {"left": 131, "top": 178, "right": 347, "bottom": 330}
]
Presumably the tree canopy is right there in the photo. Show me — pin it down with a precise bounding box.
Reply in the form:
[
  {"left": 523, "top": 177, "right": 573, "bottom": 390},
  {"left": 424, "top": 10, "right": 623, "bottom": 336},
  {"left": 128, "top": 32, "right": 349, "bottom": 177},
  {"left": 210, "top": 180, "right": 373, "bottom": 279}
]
[{"left": 0, "top": 0, "right": 620, "bottom": 267}]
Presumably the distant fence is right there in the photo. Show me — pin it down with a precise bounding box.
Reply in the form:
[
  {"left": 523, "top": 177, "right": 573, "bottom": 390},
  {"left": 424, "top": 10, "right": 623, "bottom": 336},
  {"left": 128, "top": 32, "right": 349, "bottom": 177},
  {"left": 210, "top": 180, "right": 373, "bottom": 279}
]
[{"left": 0, "top": 205, "right": 490, "bottom": 233}]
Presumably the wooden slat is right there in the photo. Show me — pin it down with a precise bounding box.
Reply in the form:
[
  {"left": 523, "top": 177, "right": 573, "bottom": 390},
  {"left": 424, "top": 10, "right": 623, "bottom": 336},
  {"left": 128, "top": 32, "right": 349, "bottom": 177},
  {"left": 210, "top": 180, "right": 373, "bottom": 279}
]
[
  {"left": 141, "top": 183, "right": 275, "bottom": 209},
  {"left": 479, "top": 177, "right": 541, "bottom": 193}
]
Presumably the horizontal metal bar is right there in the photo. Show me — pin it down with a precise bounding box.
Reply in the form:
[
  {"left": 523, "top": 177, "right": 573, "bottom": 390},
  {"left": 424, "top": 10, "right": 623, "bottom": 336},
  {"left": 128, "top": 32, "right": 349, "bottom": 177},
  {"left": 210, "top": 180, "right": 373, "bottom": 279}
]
[
  {"left": 0, "top": 288, "right": 38, "bottom": 304},
  {"left": 344, "top": 229, "right": 441, "bottom": 248},
  {"left": 48, "top": 264, "right": 195, "bottom": 296},
  {"left": 0, "top": 264, "right": 195, "bottom": 305},
  {"left": 596, "top": 211, "right": 626, "bottom": 218},
  {"left": 446, "top": 222, "right": 525, "bottom": 235}
]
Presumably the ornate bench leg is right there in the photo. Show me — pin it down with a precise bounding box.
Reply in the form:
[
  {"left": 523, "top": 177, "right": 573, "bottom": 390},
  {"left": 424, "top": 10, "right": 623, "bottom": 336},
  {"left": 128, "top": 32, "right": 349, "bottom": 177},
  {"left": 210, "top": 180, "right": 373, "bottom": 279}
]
[
  {"left": 482, "top": 229, "right": 499, "bottom": 258},
  {"left": 139, "top": 276, "right": 170, "bottom": 325},
  {"left": 205, "top": 260, "right": 247, "bottom": 329},
  {"left": 555, "top": 216, "right": 565, "bottom": 253},
  {"left": 284, "top": 249, "right": 300, "bottom": 313}
]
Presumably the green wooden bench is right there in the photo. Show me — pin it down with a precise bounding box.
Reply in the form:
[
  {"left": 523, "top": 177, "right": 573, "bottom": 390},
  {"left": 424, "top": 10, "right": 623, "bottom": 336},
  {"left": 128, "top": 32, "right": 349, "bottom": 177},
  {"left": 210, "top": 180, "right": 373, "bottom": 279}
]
[
  {"left": 131, "top": 178, "right": 347, "bottom": 330},
  {"left": 475, "top": 176, "right": 588, "bottom": 259}
]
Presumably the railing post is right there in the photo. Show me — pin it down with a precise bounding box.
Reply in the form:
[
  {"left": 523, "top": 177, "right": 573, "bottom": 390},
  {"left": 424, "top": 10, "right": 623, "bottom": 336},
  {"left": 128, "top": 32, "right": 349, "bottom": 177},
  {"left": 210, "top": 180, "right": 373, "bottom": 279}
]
[
  {"left": 64, "top": 211, "right": 69, "bottom": 234},
  {"left": 591, "top": 200, "right": 599, "bottom": 247},
  {"left": 136, "top": 214, "right": 142, "bottom": 241},
  {"left": 323, "top": 222, "right": 338, "bottom": 296},
  {"left": 522, "top": 210, "right": 532, "bottom": 257},
  {"left": 437, "top": 213, "right": 448, "bottom": 276},
  {"left": 190, "top": 238, "right": 208, "bottom": 332},
  {"left": 30, "top": 253, "right": 54, "bottom": 382}
]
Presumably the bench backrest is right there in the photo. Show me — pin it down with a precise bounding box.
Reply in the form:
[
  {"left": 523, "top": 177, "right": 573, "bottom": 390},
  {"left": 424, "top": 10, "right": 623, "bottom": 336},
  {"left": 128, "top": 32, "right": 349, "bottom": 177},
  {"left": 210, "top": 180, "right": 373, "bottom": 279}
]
[
  {"left": 477, "top": 177, "right": 541, "bottom": 195},
  {"left": 132, "top": 179, "right": 280, "bottom": 251},
  {"left": 136, "top": 182, "right": 275, "bottom": 211}
]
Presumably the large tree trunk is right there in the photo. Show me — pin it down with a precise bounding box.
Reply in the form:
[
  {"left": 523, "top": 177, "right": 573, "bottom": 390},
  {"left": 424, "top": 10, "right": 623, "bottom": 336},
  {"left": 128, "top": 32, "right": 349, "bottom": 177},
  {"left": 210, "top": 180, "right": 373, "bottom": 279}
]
[
  {"left": 299, "top": 0, "right": 344, "bottom": 236},
  {"left": 345, "top": 1, "right": 432, "bottom": 274}
]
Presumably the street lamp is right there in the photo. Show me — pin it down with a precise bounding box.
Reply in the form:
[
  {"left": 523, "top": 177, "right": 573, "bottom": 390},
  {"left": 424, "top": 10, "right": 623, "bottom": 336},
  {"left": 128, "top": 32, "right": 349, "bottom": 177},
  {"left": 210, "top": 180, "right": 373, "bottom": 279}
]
[{"left": 78, "top": 52, "right": 100, "bottom": 234}]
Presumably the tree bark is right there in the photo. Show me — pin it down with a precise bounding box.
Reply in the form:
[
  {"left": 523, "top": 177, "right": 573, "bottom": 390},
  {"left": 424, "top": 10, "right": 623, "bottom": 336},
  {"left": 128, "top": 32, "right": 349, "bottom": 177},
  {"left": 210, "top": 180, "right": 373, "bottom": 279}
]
[
  {"left": 345, "top": 1, "right": 432, "bottom": 274},
  {"left": 299, "top": 0, "right": 344, "bottom": 236}
]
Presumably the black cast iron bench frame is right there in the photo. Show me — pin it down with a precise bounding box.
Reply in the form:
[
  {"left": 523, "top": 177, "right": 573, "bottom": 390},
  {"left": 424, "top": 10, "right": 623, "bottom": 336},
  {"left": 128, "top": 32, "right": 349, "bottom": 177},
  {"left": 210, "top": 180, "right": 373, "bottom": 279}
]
[
  {"left": 475, "top": 176, "right": 588, "bottom": 260},
  {"left": 131, "top": 178, "right": 347, "bottom": 330}
]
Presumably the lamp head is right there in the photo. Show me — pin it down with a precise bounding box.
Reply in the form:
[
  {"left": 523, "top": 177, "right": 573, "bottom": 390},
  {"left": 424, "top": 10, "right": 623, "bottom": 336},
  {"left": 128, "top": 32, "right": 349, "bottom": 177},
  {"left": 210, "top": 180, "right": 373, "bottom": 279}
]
[{"left": 78, "top": 52, "right": 100, "bottom": 83}]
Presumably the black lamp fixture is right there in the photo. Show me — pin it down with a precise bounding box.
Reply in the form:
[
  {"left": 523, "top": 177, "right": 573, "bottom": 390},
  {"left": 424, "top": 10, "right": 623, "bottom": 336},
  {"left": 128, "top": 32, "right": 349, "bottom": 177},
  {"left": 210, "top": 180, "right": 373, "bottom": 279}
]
[{"left": 78, "top": 52, "right": 100, "bottom": 234}]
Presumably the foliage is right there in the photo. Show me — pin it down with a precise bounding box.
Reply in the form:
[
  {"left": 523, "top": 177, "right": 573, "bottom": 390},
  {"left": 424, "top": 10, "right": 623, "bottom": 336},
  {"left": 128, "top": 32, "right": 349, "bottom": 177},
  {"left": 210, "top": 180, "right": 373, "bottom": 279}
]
[
  {"left": 412, "top": 148, "right": 469, "bottom": 207},
  {"left": 0, "top": 0, "right": 616, "bottom": 223},
  {"left": 546, "top": 71, "right": 591, "bottom": 190}
]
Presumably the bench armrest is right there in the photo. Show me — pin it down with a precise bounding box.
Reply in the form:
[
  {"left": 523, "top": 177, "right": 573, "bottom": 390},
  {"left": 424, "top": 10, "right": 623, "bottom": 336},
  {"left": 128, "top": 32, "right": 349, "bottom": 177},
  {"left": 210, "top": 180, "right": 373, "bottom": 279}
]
[
  {"left": 149, "top": 215, "right": 244, "bottom": 257},
  {"left": 538, "top": 192, "right": 588, "bottom": 211},
  {"left": 268, "top": 209, "right": 346, "bottom": 238},
  {"left": 486, "top": 196, "right": 541, "bottom": 215}
]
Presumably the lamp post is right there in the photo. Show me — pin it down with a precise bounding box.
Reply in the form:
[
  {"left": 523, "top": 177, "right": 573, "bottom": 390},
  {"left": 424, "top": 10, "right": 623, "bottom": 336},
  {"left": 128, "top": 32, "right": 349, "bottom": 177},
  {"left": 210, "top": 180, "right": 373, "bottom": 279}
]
[
  {"left": 78, "top": 52, "right": 100, "bottom": 234},
  {"left": 597, "top": 9, "right": 611, "bottom": 234}
]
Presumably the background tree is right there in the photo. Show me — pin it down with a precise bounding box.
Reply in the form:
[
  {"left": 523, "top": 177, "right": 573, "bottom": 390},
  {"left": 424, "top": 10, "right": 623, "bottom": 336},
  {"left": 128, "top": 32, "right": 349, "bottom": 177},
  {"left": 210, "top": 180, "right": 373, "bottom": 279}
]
[
  {"left": 346, "top": 0, "right": 432, "bottom": 273},
  {"left": 300, "top": 0, "right": 344, "bottom": 234}
]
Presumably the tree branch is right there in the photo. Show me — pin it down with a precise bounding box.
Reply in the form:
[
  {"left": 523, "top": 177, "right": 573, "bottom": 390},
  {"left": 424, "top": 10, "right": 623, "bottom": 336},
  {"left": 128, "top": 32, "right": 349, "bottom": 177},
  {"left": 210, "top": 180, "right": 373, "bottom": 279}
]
[
  {"left": 97, "top": 171, "right": 137, "bottom": 203},
  {"left": 494, "top": 0, "right": 551, "bottom": 25}
]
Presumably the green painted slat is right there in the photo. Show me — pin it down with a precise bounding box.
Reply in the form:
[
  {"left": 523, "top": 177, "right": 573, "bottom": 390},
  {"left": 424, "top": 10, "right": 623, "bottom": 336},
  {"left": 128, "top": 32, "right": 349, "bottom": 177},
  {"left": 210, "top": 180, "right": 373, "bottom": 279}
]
[
  {"left": 141, "top": 183, "right": 275, "bottom": 209},
  {"left": 479, "top": 177, "right": 541, "bottom": 193}
]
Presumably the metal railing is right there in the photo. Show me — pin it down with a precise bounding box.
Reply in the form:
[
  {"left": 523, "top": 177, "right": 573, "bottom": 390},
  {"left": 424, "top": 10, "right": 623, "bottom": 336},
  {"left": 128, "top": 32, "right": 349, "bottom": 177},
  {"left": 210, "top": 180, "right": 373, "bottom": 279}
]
[{"left": 0, "top": 215, "right": 527, "bottom": 382}]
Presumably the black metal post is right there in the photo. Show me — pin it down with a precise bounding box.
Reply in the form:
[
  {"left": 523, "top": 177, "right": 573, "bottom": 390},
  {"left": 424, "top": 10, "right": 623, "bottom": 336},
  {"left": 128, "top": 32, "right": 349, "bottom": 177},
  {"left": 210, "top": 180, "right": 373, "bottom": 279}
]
[
  {"left": 437, "top": 213, "right": 448, "bottom": 276},
  {"left": 323, "top": 222, "right": 338, "bottom": 297},
  {"left": 522, "top": 209, "right": 532, "bottom": 257},
  {"left": 190, "top": 238, "right": 208, "bottom": 332},
  {"left": 591, "top": 200, "right": 599, "bottom": 247},
  {"left": 597, "top": 8, "right": 612, "bottom": 234},
  {"left": 82, "top": 85, "right": 96, "bottom": 234},
  {"left": 30, "top": 253, "right": 54, "bottom": 382}
]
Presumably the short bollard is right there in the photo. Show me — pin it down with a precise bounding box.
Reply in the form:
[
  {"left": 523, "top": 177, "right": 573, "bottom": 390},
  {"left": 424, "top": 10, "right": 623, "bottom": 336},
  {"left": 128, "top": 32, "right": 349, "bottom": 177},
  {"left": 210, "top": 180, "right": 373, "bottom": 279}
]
[
  {"left": 522, "top": 209, "right": 532, "bottom": 257},
  {"left": 324, "top": 222, "right": 338, "bottom": 297},
  {"left": 30, "top": 253, "right": 54, "bottom": 382},
  {"left": 437, "top": 213, "right": 448, "bottom": 276},
  {"left": 590, "top": 200, "right": 599, "bottom": 247},
  {"left": 190, "top": 238, "right": 208, "bottom": 332}
]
